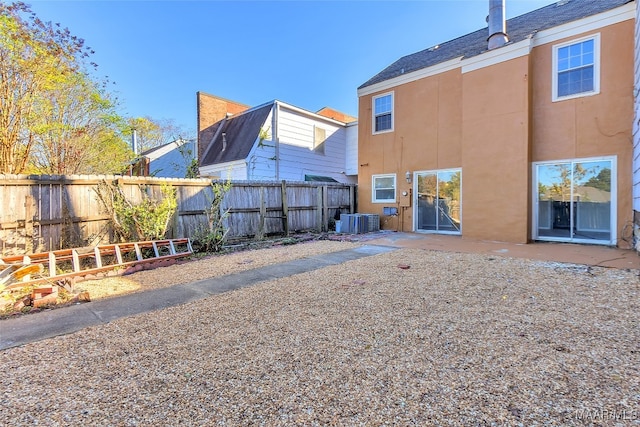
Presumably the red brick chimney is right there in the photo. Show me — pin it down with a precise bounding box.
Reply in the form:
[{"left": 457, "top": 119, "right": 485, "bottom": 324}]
[{"left": 196, "top": 92, "right": 250, "bottom": 163}]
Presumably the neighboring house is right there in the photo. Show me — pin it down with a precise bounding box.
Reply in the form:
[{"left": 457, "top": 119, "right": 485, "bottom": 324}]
[
  {"left": 197, "top": 92, "right": 358, "bottom": 183},
  {"left": 127, "top": 139, "right": 196, "bottom": 178},
  {"left": 357, "top": 0, "right": 634, "bottom": 247}
]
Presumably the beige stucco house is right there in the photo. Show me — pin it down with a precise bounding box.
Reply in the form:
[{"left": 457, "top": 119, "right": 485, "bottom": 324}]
[{"left": 357, "top": 0, "right": 635, "bottom": 247}]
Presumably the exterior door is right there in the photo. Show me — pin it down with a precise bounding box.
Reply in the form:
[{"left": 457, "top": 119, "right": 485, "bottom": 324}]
[
  {"left": 533, "top": 158, "right": 615, "bottom": 245},
  {"left": 415, "top": 169, "right": 461, "bottom": 234}
]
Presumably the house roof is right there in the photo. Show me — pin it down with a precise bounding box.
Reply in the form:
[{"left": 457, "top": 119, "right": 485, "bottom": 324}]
[
  {"left": 359, "top": 0, "right": 632, "bottom": 89},
  {"left": 304, "top": 174, "right": 339, "bottom": 183},
  {"left": 200, "top": 102, "right": 273, "bottom": 167},
  {"left": 135, "top": 139, "right": 196, "bottom": 178},
  {"left": 140, "top": 139, "right": 192, "bottom": 160}
]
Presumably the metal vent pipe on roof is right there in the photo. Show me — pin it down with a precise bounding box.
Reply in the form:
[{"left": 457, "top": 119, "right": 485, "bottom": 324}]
[
  {"left": 488, "top": 0, "right": 509, "bottom": 50},
  {"left": 131, "top": 128, "right": 138, "bottom": 155}
]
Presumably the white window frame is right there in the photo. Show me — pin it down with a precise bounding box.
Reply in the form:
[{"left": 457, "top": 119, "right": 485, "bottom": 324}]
[
  {"left": 412, "top": 168, "right": 462, "bottom": 235},
  {"left": 552, "top": 33, "right": 600, "bottom": 102},
  {"left": 372, "top": 92, "right": 394, "bottom": 134},
  {"left": 372, "top": 173, "right": 396, "bottom": 203},
  {"left": 531, "top": 155, "right": 616, "bottom": 246}
]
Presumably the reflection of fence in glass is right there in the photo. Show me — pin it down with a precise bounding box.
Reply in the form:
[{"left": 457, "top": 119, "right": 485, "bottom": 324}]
[
  {"left": 418, "top": 195, "right": 460, "bottom": 231},
  {"left": 537, "top": 200, "right": 610, "bottom": 232},
  {"left": 538, "top": 200, "right": 552, "bottom": 229},
  {"left": 576, "top": 201, "right": 610, "bottom": 232}
]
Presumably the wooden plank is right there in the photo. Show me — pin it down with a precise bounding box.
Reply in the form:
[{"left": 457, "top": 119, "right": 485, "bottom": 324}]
[
  {"left": 258, "top": 186, "right": 266, "bottom": 239},
  {"left": 49, "top": 252, "right": 56, "bottom": 277},
  {"left": 350, "top": 185, "right": 355, "bottom": 214},
  {"left": 24, "top": 195, "right": 34, "bottom": 253},
  {"left": 115, "top": 245, "right": 123, "bottom": 264},
  {"left": 281, "top": 180, "right": 289, "bottom": 236},
  {"left": 322, "top": 186, "right": 329, "bottom": 232},
  {"left": 94, "top": 246, "right": 103, "bottom": 268},
  {"left": 72, "top": 249, "right": 81, "bottom": 272},
  {"left": 316, "top": 186, "right": 322, "bottom": 233}
]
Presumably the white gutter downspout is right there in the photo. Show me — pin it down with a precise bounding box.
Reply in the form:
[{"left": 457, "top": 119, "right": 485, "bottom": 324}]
[{"left": 272, "top": 102, "right": 280, "bottom": 180}]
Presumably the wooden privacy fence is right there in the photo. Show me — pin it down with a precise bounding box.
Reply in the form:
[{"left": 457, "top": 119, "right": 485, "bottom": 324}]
[{"left": 0, "top": 175, "right": 356, "bottom": 256}]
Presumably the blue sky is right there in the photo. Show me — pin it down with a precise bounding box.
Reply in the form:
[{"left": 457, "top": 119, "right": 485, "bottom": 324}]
[{"left": 28, "top": 0, "right": 556, "bottom": 137}]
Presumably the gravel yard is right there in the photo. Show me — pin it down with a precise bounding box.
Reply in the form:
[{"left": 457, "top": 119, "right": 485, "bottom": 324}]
[
  {"left": 1, "top": 243, "right": 639, "bottom": 426},
  {"left": 77, "top": 240, "right": 362, "bottom": 300}
]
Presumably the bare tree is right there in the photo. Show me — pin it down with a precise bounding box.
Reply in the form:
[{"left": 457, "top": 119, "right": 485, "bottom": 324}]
[{"left": 125, "top": 116, "right": 194, "bottom": 154}]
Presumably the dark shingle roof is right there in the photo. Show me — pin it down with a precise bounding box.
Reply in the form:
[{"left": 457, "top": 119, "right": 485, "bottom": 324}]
[
  {"left": 359, "top": 0, "right": 632, "bottom": 89},
  {"left": 200, "top": 103, "right": 273, "bottom": 167}
]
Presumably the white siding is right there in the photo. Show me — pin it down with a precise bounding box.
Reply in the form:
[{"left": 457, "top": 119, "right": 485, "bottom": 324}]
[
  {"left": 246, "top": 105, "right": 356, "bottom": 184},
  {"left": 345, "top": 122, "right": 358, "bottom": 176},
  {"left": 278, "top": 106, "right": 355, "bottom": 183},
  {"left": 199, "top": 160, "right": 247, "bottom": 180}
]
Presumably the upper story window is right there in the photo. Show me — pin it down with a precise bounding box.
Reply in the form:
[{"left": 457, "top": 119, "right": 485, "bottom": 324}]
[
  {"left": 372, "top": 174, "right": 396, "bottom": 203},
  {"left": 552, "top": 34, "right": 600, "bottom": 102},
  {"left": 373, "top": 92, "right": 393, "bottom": 134}
]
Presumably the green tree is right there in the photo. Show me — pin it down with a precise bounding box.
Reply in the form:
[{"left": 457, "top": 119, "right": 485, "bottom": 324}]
[
  {"left": 0, "top": 2, "right": 92, "bottom": 173},
  {"left": 584, "top": 168, "right": 611, "bottom": 192},
  {"left": 28, "top": 72, "right": 133, "bottom": 174}
]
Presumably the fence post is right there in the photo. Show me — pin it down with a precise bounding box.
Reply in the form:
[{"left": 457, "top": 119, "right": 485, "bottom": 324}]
[
  {"left": 349, "top": 185, "right": 355, "bottom": 214},
  {"left": 24, "top": 195, "right": 34, "bottom": 253},
  {"left": 322, "top": 186, "right": 329, "bottom": 232},
  {"left": 316, "top": 186, "right": 323, "bottom": 233},
  {"left": 257, "top": 185, "right": 266, "bottom": 239},
  {"left": 171, "top": 186, "right": 180, "bottom": 239},
  {"left": 281, "top": 180, "right": 289, "bottom": 236}
]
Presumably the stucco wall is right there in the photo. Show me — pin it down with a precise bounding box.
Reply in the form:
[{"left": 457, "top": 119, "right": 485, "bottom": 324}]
[
  {"left": 531, "top": 20, "right": 634, "bottom": 245},
  {"left": 357, "top": 69, "right": 463, "bottom": 231},
  {"left": 461, "top": 55, "right": 531, "bottom": 243}
]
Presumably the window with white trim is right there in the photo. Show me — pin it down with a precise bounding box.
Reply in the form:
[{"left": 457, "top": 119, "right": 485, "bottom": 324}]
[
  {"left": 372, "top": 92, "right": 393, "bottom": 134},
  {"left": 372, "top": 174, "right": 396, "bottom": 203},
  {"left": 552, "top": 34, "right": 600, "bottom": 101}
]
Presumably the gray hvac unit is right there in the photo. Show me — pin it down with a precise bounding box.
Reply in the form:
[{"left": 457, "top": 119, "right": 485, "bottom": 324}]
[
  {"left": 340, "top": 214, "right": 380, "bottom": 234},
  {"left": 340, "top": 214, "right": 366, "bottom": 234},
  {"left": 361, "top": 214, "right": 380, "bottom": 232}
]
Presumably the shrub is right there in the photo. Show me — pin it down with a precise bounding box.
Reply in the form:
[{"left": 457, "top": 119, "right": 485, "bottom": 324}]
[
  {"left": 96, "top": 180, "right": 177, "bottom": 242},
  {"left": 191, "top": 180, "right": 231, "bottom": 253}
]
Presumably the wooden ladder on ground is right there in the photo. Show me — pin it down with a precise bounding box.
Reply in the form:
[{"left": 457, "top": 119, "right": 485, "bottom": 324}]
[{"left": 0, "top": 238, "right": 193, "bottom": 290}]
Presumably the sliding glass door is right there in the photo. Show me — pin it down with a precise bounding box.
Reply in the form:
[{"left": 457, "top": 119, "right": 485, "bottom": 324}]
[
  {"left": 415, "top": 169, "right": 461, "bottom": 234},
  {"left": 533, "top": 158, "right": 615, "bottom": 245}
]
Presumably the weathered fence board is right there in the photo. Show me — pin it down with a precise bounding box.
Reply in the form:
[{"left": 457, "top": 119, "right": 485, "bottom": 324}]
[{"left": 0, "top": 175, "right": 355, "bottom": 256}]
